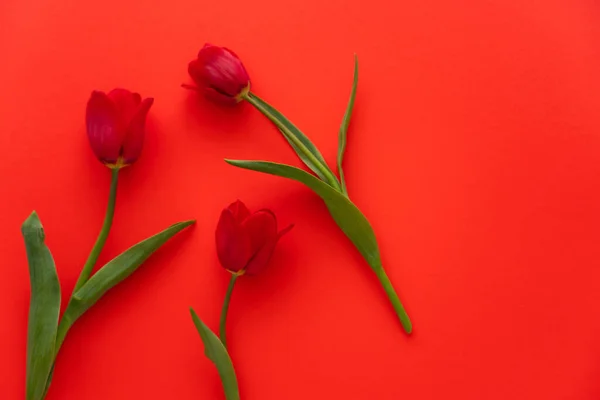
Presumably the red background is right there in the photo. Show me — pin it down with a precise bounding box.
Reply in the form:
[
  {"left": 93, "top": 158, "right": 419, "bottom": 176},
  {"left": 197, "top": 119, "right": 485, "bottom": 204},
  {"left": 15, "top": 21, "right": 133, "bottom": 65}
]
[{"left": 1, "top": 0, "right": 600, "bottom": 399}]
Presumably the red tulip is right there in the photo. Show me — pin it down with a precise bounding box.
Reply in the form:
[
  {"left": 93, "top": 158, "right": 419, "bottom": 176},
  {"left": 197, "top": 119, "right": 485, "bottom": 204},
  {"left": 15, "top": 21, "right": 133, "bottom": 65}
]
[
  {"left": 183, "top": 44, "right": 250, "bottom": 105},
  {"left": 216, "top": 200, "right": 293, "bottom": 275},
  {"left": 85, "top": 88, "right": 154, "bottom": 168}
]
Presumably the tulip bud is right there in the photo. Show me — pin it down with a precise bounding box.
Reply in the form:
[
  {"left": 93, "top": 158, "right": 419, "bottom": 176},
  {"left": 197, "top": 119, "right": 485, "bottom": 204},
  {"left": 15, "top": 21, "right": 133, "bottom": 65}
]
[
  {"left": 183, "top": 44, "right": 250, "bottom": 105},
  {"left": 85, "top": 88, "right": 154, "bottom": 168},
  {"left": 216, "top": 200, "right": 292, "bottom": 275}
]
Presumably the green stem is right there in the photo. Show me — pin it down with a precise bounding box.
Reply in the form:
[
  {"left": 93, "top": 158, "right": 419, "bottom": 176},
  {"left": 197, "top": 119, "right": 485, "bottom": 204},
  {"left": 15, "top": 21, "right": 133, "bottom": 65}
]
[
  {"left": 44, "top": 168, "right": 120, "bottom": 395},
  {"left": 219, "top": 275, "right": 238, "bottom": 349},
  {"left": 54, "top": 168, "right": 119, "bottom": 357},
  {"left": 243, "top": 92, "right": 341, "bottom": 191},
  {"left": 374, "top": 267, "right": 412, "bottom": 334},
  {"left": 72, "top": 168, "right": 119, "bottom": 294}
]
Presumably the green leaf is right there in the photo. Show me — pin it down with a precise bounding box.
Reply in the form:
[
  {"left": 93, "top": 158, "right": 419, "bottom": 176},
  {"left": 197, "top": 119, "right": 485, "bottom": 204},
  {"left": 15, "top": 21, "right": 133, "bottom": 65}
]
[
  {"left": 277, "top": 127, "right": 326, "bottom": 177},
  {"left": 244, "top": 92, "right": 342, "bottom": 191},
  {"left": 22, "top": 211, "right": 61, "bottom": 400},
  {"left": 337, "top": 55, "right": 358, "bottom": 196},
  {"left": 56, "top": 220, "right": 195, "bottom": 348},
  {"left": 225, "top": 160, "right": 412, "bottom": 334},
  {"left": 190, "top": 309, "right": 240, "bottom": 400}
]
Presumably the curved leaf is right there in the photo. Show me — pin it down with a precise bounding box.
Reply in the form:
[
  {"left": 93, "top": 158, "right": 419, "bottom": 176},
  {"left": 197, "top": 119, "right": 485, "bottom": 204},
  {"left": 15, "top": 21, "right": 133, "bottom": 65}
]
[
  {"left": 56, "top": 220, "right": 195, "bottom": 349},
  {"left": 337, "top": 55, "right": 358, "bottom": 196},
  {"left": 245, "top": 92, "right": 341, "bottom": 190},
  {"left": 22, "top": 211, "right": 61, "bottom": 400},
  {"left": 190, "top": 309, "right": 240, "bottom": 400},
  {"left": 225, "top": 160, "right": 412, "bottom": 334},
  {"left": 227, "top": 160, "right": 379, "bottom": 265}
]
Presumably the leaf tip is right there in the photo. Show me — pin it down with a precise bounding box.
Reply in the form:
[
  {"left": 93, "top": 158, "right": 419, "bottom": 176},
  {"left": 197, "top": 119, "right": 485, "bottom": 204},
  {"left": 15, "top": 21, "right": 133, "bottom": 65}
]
[
  {"left": 190, "top": 308, "right": 202, "bottom": 327},
  {"left": 24, "top": 210, "right": 40, "bottom": 223},
  {"left": 21, "top": 211, "right": 43, "bottom": 237},
  {"left": 171, "top": 220, "right": 196, "bottom": 232}
]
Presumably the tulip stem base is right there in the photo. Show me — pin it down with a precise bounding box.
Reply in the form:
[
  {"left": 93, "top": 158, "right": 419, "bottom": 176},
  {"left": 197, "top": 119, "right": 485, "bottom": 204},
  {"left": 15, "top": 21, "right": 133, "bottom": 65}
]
[
  {"left": 374, "top": 267, "right": 412, "bottom": 334},
  {"left": 72, "top": 168, "right": 119, "bottom": 294},
  {"left": 219, "top": 274, "right": 238, "bottom": 349}
]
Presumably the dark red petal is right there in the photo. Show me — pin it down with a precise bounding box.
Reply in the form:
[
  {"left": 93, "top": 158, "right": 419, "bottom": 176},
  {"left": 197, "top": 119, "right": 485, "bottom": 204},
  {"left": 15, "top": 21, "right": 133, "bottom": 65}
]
[
  {"left": 121, "top": 97, "right": 153, "bottom": 165},
  {"left": 239, "top": 210, "right": 278, "bottom": 274},
  {"left": 108, "top": 88, "right": 141, "bottom": 126},
  {"left": 198, "top": 43, "right": 216, "bottom": 57},
  {"left": 245, "top": 222, "right": 293, "bottom": 276},
  {"left": 215, "top": 209, "right": 252, "bottom": 273},
  {"left": 244, "top": 235, "right": 278, "bottom": 276},
  {"left": 242, "top": 210, "right": 278, "bottom": 253},
  {"left": 227, "top": 200, "right": 251, "bottom": 224},
  {"left": 85, "top": 91, "right": 122, "bottom": 164},
  {"left": 246, "top": 224, "right": 294, "bottom": 275},
  {"left": 278, "top": 224, "right": 295, "bottom": 238},
  {"left": 195, "top": 45, "right": 250, "bottom": 98},
  {"left": 203, "top": 87, "right": 240, "bottom": 106},
  {"left": 188, "top": 59, "right": 205, "bottom": 87}
]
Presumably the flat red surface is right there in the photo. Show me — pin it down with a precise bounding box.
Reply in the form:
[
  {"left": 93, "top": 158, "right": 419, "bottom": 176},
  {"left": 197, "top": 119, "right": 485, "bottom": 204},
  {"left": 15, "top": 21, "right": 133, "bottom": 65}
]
[{"left": 1, "top": 0, "right": 600, "bottom": 399}]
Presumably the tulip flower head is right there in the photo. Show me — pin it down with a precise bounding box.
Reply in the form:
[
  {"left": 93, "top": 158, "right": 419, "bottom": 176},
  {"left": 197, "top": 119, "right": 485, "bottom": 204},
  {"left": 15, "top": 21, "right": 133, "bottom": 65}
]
[
  {"left": 216, "top": 200, "right": 293, "bottom": 276},
  {"left": 183, "top": 44, "right": 250, "bottom": 105},
  {"left": 86, "top": 88, "right": 154, "bottom": 168}
]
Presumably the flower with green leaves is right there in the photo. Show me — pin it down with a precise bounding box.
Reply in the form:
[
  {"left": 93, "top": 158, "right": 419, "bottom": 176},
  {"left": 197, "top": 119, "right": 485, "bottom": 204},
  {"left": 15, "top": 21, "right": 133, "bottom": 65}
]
[
  {"left": 23, "top": 88, "right": 195, "bottom": 400},
  {"left": 185, "top": 45, "right": 413, "bottom": 336},
  {"left": 189, "top": 200, "right": 292, "bottom": 400}
]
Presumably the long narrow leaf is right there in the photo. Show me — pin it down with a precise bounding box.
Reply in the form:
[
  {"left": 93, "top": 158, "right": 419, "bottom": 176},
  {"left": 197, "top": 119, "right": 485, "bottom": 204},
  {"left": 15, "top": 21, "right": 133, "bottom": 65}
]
[
  {"left": 245, "top": 92, "right": 341, "bottom": 190},
  {"left": 22, "top": 212, "right": 61, "bottom": 400},
  {"left": 278, "top": 127, "right": 325, "bottom": 177},
  {"left": 337, "top": 55, "right": 359, "bottom": 196},
  {"left": 57, "top": 220, "right": 194, "bottom": 344},
  {"left": 226, "top": 160, "right": 412, "bottom": 334},
  {"left": 190, "top": 309, "right": 240, "bottom": 400}
]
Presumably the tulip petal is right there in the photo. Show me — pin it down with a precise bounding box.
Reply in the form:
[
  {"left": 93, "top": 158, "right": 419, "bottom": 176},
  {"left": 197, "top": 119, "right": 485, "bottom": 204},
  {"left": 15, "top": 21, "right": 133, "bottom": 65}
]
[
  {"left": 244, "top": 238, "right": 277, "bottom": 276},
  {"left": 205, "top": 87, "right": 240, "bottom": 106},
  {"left": 188, "top": 58, "right": 205, "bottom": 86},
  {"left": 242, "top": 210, "right": 277, "bottom": 253},
  {"left": 198, "top": 42, "right": 217, "bottom": 57},
  {"left": 227, "top": 200, "right": 251, "bottom": 224},
  {"left": 108, "top": 88, "right": 142, "bottom": 126},
  {"left": 216, "top": 209, "right": 252, "bottom": 273},
  {"left": 244, "top": 222, "right": 294, "bottom": 276},
  {"left": 278, "top": 223, "right": 295, "bottom": 238},
  {"left": 85, "top": 91, "right": 122, "bottom": 164},
  {"left": 188, "top": 59, "right": 235, "bottom": 105},
  {"left": 121, "top": 98, "right": 153, "bottom": 164},
  {"left": 195, "top": 45, "right": 250, "bottom": 97},
  {"left": 241, "top": 210, "right": 280, "bottom": 275}
]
